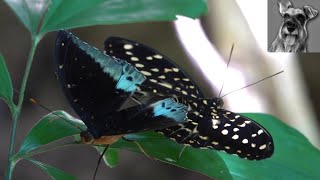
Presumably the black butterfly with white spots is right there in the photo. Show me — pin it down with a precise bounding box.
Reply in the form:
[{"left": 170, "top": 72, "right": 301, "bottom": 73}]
[{"left": 104, "top": 37, "right": 274, "bottom": 160}]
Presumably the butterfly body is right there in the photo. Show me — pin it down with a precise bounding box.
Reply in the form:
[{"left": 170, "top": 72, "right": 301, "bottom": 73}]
[
  {"left": 104, "top": 37, "right": 274, "bottom": 160},
  {"left": 54, "top": 30, "right": 188, "bottom": 144}
]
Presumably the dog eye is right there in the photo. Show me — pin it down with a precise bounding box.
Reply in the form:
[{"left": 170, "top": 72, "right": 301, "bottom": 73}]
[
  {"left": 283, "top": 13, "right": 290, "bottom": 19},
  {"left": 297, "top": 15, "right": 305, "bottom": 22}
]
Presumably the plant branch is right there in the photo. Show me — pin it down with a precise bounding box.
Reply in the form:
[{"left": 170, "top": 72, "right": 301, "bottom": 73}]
[{"left": 5, "top": 35, "right": 40, "bottom": 180}]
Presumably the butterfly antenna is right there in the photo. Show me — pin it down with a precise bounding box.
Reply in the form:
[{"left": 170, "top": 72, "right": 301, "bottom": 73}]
[
  {"left": 218, "top": 43, "right": 234, "bottom": 98},
  {"left": 29, "top": 98, "right": 83, "bottom": 131},
  {"left": 220, "top": 71, "right": 284, "bottom": 98},
  {"left": 14, "top": 88, "right": 83, "bottom": 131},
  {"left": 93, "top": 145, "right": 109, "bottom": 180}
]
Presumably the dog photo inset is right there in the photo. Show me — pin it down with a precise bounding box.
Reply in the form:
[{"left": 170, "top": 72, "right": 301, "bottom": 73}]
[{"left": 268, "top": 0, "right": 319, "bottom": 52}]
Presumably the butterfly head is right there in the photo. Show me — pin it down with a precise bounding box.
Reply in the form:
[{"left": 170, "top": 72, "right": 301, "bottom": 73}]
[
  {"left": 211, "top": 97, "right": 224, "bottom": 109},
  {"left": 80, "top": 131, "right": 94, "bottom": 144}
]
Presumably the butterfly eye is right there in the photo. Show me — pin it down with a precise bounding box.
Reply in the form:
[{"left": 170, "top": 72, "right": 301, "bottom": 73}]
[{"left": 216, "top": 98, "right": 224, "bottom": 108}]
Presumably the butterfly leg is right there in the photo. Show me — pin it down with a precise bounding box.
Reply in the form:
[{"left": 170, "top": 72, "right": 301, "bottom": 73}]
[
  {"left": 93, "top": 145, "right": 109, "bottom": 180},
  {"left": 122, "top": 137, "right": 154, "bottom": 160},
  {"left": 178, "top": 145, "right": 187, "bottom": 160}
]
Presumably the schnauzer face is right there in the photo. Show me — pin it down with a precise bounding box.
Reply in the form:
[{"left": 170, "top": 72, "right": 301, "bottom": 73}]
[{"left": 278, "top": 1, "right": 318, "bottom": 46}]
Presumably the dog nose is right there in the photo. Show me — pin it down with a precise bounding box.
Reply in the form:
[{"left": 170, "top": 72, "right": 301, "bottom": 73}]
[{"left": 287, "top": 22, "right": 296, "bottom": 32}]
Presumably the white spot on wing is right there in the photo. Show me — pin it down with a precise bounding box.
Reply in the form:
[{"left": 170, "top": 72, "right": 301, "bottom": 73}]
[
  {"left": 232, "top": 134, "right": 239, "bottom": 140},
  {"left": 146, "top": 56, "right": 153, "bottom": 60},
  {"left": 212, "top": 141, "right": 219, "bottom": 145},
  {"left": 203, "top": 100, "right": 208, "bottom": 105},
  {"left": 124, "top": 44, "right": 133, "bottom": 50},
  {"left": 164, "top": 68, "right": 173, "bottom": 73},
  {"left": 153, "top": 54, "right": 163, "bottom": 59},
  {"left": 135, "top": 63, "right": 144, "bottom": 68},
  {"left": 212, "top": 119, "right": 219, "bottom": 125},
  {"left": 242, "top": 139, "right": 249, "bottom": 144},
  {"left": 181, "top": 90, "right": 188, "bottom": 95},
  {"left": 258, "top": 129, "right": 264, "bottom": 135},
  {"left": 158, "top": 82, "right": 172, "bottom": 89},
  {"left": 158, "top": 75, "right": 166, "bottom": 79},
  {"left": 259, "top": 144, "right": 267, "bottom": 150},
  {"left": 131, "top": 57, "right": 139, "bottom": 61},
  {"left": 150, "top": 79, "right": 157, "bottom": 83},
  {"left": 172, "top": 68, "right": 179, "bottom": 72},
  {"left": 233, "top": 128, "right": 239, "bottom": 132},
  {"left": 141, "top": 71, "right": 152, "bottom": 76},
  {"left": 221, "top": 129, "right": 228, "bottom": 135},
  {"left": 126, "top": 51, "right": 133, "bottom": 55},
  {"left": 151, "top": 68, "right": 159, "bottom": 72}
]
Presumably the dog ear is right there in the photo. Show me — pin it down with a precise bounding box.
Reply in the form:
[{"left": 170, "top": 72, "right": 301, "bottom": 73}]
[
  {"left": 278, "top": 0, "right": 293, "bottom": 14},
  {"left": 304, "top": 6, "right": 318, "bottom": 20}
]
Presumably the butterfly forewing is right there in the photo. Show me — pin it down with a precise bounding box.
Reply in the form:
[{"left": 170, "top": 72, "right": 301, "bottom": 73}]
[
  {"left": 104, "top": 37, "right": 201, "bottom": 99},
  {"left": 54, "top": 30, "right": 189, "bottom": 139}
]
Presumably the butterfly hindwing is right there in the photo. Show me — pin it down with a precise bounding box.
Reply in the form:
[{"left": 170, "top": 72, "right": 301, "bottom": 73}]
[
  {"left": 159, "top": 98, "right": 274, "bottom": 160},
  {"left": 102, "top": 97, "right": 188, "bottom": 135}
]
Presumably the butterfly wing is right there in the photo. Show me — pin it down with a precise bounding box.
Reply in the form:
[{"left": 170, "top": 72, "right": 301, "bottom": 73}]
[
  {"left": 159, "top": 99, "right": 274, "bottom": 160},
  {"left": 101, "top": 97, "right": 188, "bottom": 135},
  {"left": 55, "top": 30, "right": 189, "bottom": 139},
  {"left": 54, "top": 30, "right": 147, "bottom": 137},
  {"left": 104, "top": 37, "right": 202, "bottom": 99}
]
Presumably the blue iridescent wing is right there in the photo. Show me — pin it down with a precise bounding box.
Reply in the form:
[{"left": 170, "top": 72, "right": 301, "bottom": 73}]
[
  {"left": 103, "top": 37, "right": 274, "bottom": 160},
  {"left": 54, "top": 30, "right": 187, "bottom": 138}
]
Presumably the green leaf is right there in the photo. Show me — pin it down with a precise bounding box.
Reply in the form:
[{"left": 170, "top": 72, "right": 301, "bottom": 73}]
[
  {"left": 4, "top": 0, "right": 50, "bottom": 35},
  {"left": 28, "top": 159, "right": 76, "bottom": 180},
  {"left": 5, "top": 0, "right": 207, "bottom": 35},
  {"left": 95, "top": 147, "right": 119, "bottom": 168},
  {"left": 18, "top": 111, "right": 85, "bottom": 156},
  {"left": 0, "top": 53, "right": 15, "bottom": 110},
  {"left": 113, "top": 132, "right": 232, "bottom": 180}
]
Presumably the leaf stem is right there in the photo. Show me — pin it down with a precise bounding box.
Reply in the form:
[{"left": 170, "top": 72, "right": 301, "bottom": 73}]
[{"left": 5, "top": 35, "right": 40, "bottom": 180}]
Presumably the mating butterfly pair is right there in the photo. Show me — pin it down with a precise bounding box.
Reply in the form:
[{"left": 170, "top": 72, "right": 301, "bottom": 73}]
[{"left": 54, "top": 30, "right": 274, "bottom": 160}]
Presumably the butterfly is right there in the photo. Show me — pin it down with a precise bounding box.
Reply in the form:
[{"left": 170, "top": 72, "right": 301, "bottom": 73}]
[
  {"left": 104, "top": 37, "right": 274, "bottom": 160},
  {"left": 54, "top": 30, "right": 189, "bottom": 145}
]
